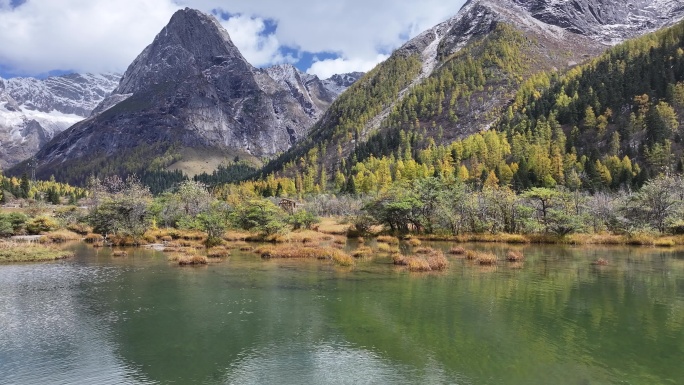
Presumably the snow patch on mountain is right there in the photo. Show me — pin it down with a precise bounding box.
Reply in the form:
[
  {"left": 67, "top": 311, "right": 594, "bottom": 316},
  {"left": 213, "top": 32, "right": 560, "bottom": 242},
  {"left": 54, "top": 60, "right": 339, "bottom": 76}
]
[
  {"left": 511, "top": 0, "right": 684, "bottom": 44},
  {"left": 321, "top": 72, "right": 365, "bottom": 96},
  {"left": 0, "top": 72, "right": 121, "bottom": 167}
]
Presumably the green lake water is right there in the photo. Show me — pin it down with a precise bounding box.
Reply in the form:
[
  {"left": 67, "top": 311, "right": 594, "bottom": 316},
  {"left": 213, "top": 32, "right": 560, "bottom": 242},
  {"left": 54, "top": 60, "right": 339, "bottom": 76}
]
[{"left": 1, "top": 242, "right": 683, "bottom": 384}]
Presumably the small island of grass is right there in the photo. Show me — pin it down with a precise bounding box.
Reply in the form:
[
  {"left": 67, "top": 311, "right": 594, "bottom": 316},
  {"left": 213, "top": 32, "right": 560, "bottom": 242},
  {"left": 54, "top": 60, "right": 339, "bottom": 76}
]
[{"left": 0, "top": 242, "right": 74, "bottom": 263}]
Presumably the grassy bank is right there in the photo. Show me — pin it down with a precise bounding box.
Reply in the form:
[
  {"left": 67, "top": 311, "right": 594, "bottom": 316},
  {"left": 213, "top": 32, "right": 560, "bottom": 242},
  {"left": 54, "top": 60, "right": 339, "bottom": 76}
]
[
  {"left": 0, "top": 242, "right": 74, "bottom": 263},
  {"left": 417, "top": 233, "right": 684, "bottom": 247}
]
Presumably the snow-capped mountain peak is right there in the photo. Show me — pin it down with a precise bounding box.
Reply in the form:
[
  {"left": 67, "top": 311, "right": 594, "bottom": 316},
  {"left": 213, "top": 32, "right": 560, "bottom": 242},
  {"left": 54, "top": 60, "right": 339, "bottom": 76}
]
[{"left": 0, "top": 72, "right": 121, "bottom": 168}]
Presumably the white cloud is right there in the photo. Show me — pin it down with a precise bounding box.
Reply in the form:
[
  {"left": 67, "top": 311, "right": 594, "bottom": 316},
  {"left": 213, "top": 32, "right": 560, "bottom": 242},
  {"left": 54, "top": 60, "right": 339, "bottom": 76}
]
[
  {"left": 187, "top": 0, "right": 466, "bottom": 71},
  {"left": 219, "top": 14, "right": 293, "bottom": 67},
  {"left": 307, "top": 54, "right": 388, "bottom": 79},
  {"left": 0, "top": 0, "right": 181, "bottom": 75},
  {"left": 0, "top": 0, "right": 467, "bottom": 76}
]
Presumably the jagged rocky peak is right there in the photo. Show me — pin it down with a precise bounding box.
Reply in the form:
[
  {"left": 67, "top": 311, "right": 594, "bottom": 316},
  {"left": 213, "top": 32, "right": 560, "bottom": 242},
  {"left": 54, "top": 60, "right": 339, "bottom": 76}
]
[
  {"left": 391, "top": 0, "right": 603, "bottom": 86},
  {"left": 394, "top": 0, "right": 681, "bottom": 76},
  {"left": 18, "top": 7, "right": 365, "bottom": 180},
  {"left": 322, "top": 72, "right": 365, "bottom": 95},
  {"left": 263, "top": 64, "right": 363, "bottom": 99},
  {"left": 115, "top": 7, "right": 252, "bottom": 95},
  {"left": 264, "top": 63, "right": 301, "bottom": 82}
]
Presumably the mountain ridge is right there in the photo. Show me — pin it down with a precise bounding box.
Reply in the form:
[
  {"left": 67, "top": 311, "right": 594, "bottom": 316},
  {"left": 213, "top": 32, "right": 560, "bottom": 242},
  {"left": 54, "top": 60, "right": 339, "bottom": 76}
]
[
  {"left": 12, "top": 0, "right": 684, "bottom": 185},
  {"left": 0, "top": 72, "right": 120, "bottom": 168},
  {"left": 14, "top": 8, "right": 361, "bottom": 182}
]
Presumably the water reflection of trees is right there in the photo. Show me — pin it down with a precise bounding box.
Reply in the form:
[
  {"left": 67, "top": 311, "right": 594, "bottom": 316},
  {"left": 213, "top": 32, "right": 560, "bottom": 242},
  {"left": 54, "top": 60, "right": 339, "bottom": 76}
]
[
  {"left": 326, "top": 245, "right": 684, "bottom": 384},
  {"left": 85, "top": 245, "right": 684, "bottom": 384}
]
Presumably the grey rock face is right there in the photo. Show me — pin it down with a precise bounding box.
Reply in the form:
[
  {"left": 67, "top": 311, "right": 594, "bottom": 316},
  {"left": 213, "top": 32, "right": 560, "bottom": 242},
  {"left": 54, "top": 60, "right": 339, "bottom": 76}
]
[
  {"left": 4, "top": 73, "right": 121, "bottom": 116},
  {"left": 511, "top": 0, "right": 684, "bottom": 43},
  {"left": 30, "top": 8, "right": 363, "bottom": 176},
  {"left": 114, "top": 9, "right": 251, "bottom": 96},
  {"left": 321, "top": 72, "right": 365, "bottom": 96},
  {"left": 0, "top": 73, "right": 120, "bottom": 168}
]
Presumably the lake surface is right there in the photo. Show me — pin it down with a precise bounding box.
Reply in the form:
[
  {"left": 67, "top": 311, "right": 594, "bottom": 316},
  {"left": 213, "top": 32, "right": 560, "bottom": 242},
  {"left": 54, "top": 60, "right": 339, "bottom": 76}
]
[{"left": 1, "top": 242, "right": 683, "bottom": 385}]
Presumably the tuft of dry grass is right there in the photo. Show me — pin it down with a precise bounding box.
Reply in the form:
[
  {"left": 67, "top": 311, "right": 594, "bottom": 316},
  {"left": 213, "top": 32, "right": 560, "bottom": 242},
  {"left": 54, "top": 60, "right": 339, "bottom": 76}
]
[
  {"left": 66, "top": 223, "right": 91, "bottom": 235},
  {"left": 465, "top": 250, "right": 478, "bottom": 260},
  {"left": 421, "top": 233, "right": 531, "bottom": 244},
  {"left": 475, "top": 253, "right": 498, "bottom": 265},
  {"left": 655, "top": 238, "right": 676, "bottom": 247},
  {"left": 223, "top": 231, "right": 251, "bottom": 242},
  {"left": 109, "top": 235, "right": 140, "bottom": 247},
  {"left": 178, "top": 254, "right": 208, "bottom": 266},
  {"left": 178, "top": 240, "right": 205, "bottom": 248},
  {"left": 563, "top": 233, "right": 625, "bottom": 245},
  {"left": 407, "top": 238, "right": 422, "bottom": 247},
  {"left": 352, "top": 246, "right": 373, "bottom": 259},
  {"left": 317, "top": 218, "right": 351, "bottom": 235},
  {"left": 257, "top": 244, "right": 355, "bottom": 266},
  {"left": 329, "top": 249, "right": 355, "bottom": 267},
  {"left": 414, "top": 247, "right": 435, "bottom": 255},
  {"left": 377, "top": 235, "right": 400, "bottom": 245},
  {"left": 376, "top": 243, "right": 391, "bottom": 253},
  {"left": 427, "top": 252, "right": 449, "bottom": 271},
  {"left": 259, "top": 245, "right": 329, "bottom": 259},
  {"left": 258, "top": 234, "right": 287, "bottom": 243},
  {"left": 146, "top": 228, "right": 206, "bottom": 241},
  {"left": 448, "top": 247, "right": 466, "bottom": 255},
  {"left": 144, "top": 229, "right": 169, "bottom": 240},
  {"left": 393, "top": 255, "right": 407, "bottom": 265},
  {"left": 112, "top": 250, "right": 128, "bottom": 257},
  {"left": 224, "top": 241, "right": 248, "bottom": 250},
  {"left": 506, "top": 251, "right": 525, "bottom": 262},
  {"left": 84, "top": 233, "right": 104, "bottom": 243},
  {"left": 394, "top": 247, "right": 448, "bottom": 272},
  {"left": 407, "top": 256, "right": 432, "bottom": 272},
  {"left": 285, "top": 230, "right": 334, "bottom": 244},
  {"left": 92, "top": 242, "right": 104, "bottom": 248},
  {"left": 142, "top": 234, "right": 157, "bottom": 244},
  {"left": 39, "top": 230, "right": 82, "bottom": 244},
  {"left": 207, "top": 248, "right": 230, "bottom": 258},
  {"left": 172, "top": 230, "right": 206, "bottom": 241}
]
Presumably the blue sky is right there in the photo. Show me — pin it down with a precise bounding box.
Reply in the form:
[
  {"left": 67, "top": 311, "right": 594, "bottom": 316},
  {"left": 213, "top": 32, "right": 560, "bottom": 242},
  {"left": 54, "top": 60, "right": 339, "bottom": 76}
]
[{"left": 0, "top": 0, "right": 466, "bottom": 79}]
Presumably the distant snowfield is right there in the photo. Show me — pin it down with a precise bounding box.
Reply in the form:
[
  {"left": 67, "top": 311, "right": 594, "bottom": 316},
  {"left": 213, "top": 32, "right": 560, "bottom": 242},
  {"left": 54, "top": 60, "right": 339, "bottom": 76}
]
[
  {"left": 0, "top": 105, "right": 83, "bottom": 142},
  {"left": 0, "top": 72, "right": 120, "bottom": 166}
]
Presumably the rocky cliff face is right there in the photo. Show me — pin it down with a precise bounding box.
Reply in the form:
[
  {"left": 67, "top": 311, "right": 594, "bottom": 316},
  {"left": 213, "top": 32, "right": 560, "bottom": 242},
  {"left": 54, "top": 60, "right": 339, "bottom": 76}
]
[
  {"left": 22, "top": 8, "right": 361, "bottom": 180},
  {"left": 0, "top": 73, "right": 120, "bottom": 168},
  {"left": 321, "top": 72, "right": 365, "bottom": 96},
  {"left": 512, "top": 0, "right": 684, "bottom": 43}
]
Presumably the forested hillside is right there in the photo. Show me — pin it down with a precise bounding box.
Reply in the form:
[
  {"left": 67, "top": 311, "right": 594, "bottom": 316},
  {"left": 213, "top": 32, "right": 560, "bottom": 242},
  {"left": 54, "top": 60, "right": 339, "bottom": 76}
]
[
  {"left": 498, "top": 20, "right": 684, "bottom": 189},
  {"left": 254, "top": 19, "right": 684, "bottom": 195}
]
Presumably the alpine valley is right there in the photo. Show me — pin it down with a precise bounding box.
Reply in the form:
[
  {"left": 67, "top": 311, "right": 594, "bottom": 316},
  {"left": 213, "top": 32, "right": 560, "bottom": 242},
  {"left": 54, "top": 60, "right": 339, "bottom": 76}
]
[{"left": 8, "top": 0, "right": 684, "bottom": 193}]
